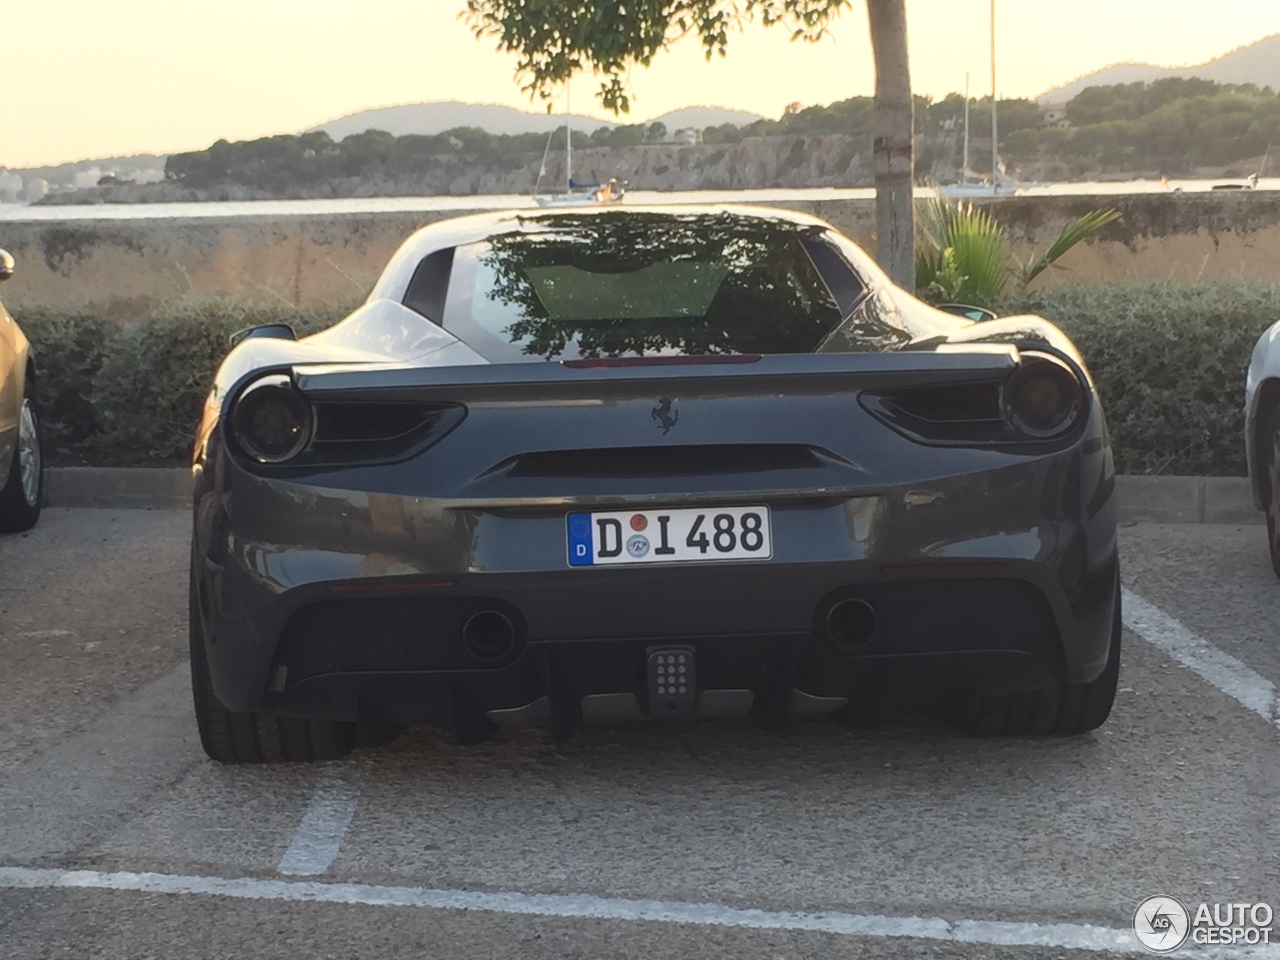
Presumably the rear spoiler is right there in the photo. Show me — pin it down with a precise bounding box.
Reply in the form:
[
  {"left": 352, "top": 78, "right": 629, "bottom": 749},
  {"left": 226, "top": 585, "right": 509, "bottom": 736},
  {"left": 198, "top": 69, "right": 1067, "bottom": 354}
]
[{"left": 292, "top": 346, "right": 1021, "bottom": 404}]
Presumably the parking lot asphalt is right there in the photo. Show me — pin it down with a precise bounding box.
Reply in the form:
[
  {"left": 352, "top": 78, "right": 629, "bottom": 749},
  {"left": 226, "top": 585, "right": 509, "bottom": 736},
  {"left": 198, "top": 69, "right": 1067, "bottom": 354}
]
[{"left": 0, "top": 509, "right": 1277, "bottom": 959}]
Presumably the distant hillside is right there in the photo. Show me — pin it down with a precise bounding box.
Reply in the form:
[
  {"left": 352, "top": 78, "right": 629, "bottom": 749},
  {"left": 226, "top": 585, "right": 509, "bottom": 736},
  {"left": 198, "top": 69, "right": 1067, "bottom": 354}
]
[
  {"left": 1040, "top": 34, "right": 1280, "bottom": 103},
  {"left": 645, "top": 107, "right": 766, "bottom": 131},
  {"left": 307, "top": 101, "right": 764, "bottom": 139}
]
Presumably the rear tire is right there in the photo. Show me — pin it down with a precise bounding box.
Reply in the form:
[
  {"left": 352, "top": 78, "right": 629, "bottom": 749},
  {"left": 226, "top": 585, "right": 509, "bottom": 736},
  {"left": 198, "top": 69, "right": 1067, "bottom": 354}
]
[
  {"left": 188, "top": 563, "right": 355, "bottom": 764},
  {"left": 1264, "top": 406, "right": 1280, "bottom": 578},
  {"left": 0, "top": 392, "right": 43, "bottom": 533},
  {"left": 963, "top": 582, "right": 1121, "bottom": 737}
]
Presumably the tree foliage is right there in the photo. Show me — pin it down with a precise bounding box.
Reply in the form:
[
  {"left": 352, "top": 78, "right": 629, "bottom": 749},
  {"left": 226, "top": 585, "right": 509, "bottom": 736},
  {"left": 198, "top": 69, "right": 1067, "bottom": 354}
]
[
  {"left": 166, "top": 127, "right": 551, "bottom": 188},
  {"left": 463, "top": 0, "right": 851, "bottom": 113},
  {"left": 159, "top": 77, "right": 1280, "bottom": 193},
  {"left": 1004, "top": 78, "right": 1280, "bottom": 174}
]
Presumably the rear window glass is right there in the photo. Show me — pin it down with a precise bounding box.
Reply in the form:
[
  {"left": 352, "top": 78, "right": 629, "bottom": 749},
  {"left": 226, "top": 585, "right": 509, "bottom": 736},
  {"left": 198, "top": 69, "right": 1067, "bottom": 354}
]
[
  {"left": 525, "top": 261, "right": 728, "bottom": 321},
  {"left": 438, "top": 212, "right": 860, "bottom": 362}
]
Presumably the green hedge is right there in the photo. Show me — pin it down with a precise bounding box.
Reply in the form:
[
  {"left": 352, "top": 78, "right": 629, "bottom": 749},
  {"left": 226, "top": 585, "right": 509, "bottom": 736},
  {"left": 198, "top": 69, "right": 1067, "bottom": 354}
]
[
  {"left": 1001, "top": 283, "right": 1280, "bottom": 476},
  {"left": 18, "top": 299, "right": 354, "bottom": 466},
  {"left": 13, "top": 283, "right": 1279, "bottom": 474}
]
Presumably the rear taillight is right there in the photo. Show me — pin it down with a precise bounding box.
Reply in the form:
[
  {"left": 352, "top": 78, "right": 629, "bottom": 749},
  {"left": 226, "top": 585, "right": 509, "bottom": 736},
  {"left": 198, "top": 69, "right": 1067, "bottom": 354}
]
[
  {"left": 228, "top": 381, "right": 466, "bottom": 469},
  {"left": 230, "top": 375, "right": 313, "bottom": 464},
  {"left": 859, "top": 350, "right": 1087, "bottom": 446},
  {"left": 1003, "top": 353, "right": 1084, "bottom": 439}
]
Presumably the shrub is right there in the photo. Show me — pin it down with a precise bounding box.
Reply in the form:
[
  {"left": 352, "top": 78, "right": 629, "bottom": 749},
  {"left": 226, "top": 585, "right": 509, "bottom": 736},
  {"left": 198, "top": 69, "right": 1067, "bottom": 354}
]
[
  {"left": 15, "top": 306, "right": 116, "bottom": 451},
  {"left": 1000, "top": 282, "right": 1280, "bottom": 476},
  {"left": 18, "top": 298, "right": 355, "bottom": 465},
  {"left": 13, "top": 284, "right": 1280, "bottom": 475}
]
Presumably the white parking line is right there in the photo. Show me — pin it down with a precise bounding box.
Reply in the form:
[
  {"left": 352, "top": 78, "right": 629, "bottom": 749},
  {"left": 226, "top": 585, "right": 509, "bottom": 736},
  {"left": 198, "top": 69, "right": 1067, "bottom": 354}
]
[
  {"left": 277, "top": 770, "right": 361, "bottom": 876},
  {"left": 5, "top": 866, "right": 1274, "bottom": 957},
  {"left": 1122, "top": 588, "right": 1280, "bottom": 731}
]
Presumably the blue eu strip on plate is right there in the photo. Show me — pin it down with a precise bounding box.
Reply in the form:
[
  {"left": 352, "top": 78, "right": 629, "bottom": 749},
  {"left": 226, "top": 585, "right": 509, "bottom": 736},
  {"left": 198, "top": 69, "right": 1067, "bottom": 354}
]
[{"left": 567, "top": 513, "right": 594, "bottom": 566}]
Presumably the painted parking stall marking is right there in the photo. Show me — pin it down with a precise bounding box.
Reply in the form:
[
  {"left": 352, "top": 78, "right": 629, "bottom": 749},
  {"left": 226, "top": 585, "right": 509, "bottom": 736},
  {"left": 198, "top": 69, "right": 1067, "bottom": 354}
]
[
  {"left": 7, "top": 514, "right": 1280, "bottom": 958},
  {"left": 1122, "top": 588, "right": 1280, "bottom": 731},
  {"left": 277, "top": 770, "right": 361, "bottom": 876},
  {"left": 10, "top": 867, "right": 1280, "bottom": 957}
]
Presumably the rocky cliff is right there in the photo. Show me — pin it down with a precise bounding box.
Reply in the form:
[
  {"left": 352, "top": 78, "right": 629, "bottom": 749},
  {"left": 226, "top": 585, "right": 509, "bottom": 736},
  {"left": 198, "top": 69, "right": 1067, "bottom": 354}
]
[{"left": 38, "top": 136, "right": 872, "bottom": 205}]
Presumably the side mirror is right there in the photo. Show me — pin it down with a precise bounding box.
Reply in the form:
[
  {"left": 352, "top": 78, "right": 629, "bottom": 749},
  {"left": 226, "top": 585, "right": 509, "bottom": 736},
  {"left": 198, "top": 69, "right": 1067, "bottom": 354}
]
[
  {"left": 229, "top": 323, "right": 297, "bottom": 349},
  {"left": 0, "top": 249, "right": 14, "bottom": 283},
  {"left": 937, "top": 303, "right": 997, "bottom": 323}
]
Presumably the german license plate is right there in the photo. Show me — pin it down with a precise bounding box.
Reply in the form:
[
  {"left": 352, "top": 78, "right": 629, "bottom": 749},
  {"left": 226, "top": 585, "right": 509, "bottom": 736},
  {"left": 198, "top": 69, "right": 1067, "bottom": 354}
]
[{"left": 567, "top": 507, "right": 772, "bottom": 567}]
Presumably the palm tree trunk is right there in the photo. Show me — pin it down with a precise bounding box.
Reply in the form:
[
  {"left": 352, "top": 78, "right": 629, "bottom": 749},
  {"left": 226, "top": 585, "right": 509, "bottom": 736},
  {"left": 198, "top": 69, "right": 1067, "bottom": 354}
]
[{"left": 865, "top": 0, "right": 915, "bottom": 287}]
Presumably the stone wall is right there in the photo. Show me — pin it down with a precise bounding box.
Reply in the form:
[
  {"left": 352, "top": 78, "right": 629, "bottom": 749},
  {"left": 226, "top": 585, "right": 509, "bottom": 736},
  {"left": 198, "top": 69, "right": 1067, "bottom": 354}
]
[{"left": 2, "top": 192, "right": 1278, "bottom": 318}]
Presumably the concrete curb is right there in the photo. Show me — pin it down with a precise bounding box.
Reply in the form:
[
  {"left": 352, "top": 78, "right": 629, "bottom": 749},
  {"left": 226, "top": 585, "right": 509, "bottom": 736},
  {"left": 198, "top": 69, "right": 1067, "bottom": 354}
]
[
  {"left": 1113, "top": 474, "right": 1260, "bottom": 524},
  {"left": 47, "top": 467, "right": 191, "bottom": 510},
  {"left": 42, "top": 468, "right": 1264, "bottom": 524}
]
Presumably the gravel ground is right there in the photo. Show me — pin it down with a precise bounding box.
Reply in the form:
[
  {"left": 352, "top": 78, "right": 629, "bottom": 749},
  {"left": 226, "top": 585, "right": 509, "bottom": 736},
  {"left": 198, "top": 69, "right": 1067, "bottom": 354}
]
[{"left": 0, "top": 512, "right": 1276, "bottom": 959}]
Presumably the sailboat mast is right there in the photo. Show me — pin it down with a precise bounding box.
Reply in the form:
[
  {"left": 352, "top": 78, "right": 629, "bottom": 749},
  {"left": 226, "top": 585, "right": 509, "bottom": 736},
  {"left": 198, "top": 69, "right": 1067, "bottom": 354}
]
[
  {"left": 566, "top": 82, "right": 573, "bottom": 190},
  {"left": 534, "top": 130, "right": 553, "bottom": 196},
  {"left": 962, "top": 72, "right": 970, "bottom": 180},
  {"left": 990, "top": 0, "right": 998, "bottom": 195}
]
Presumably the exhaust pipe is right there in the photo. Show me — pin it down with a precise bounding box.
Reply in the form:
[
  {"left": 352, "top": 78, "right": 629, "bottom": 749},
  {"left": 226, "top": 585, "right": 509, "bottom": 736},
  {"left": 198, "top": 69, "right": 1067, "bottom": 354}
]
[
  {"left": 462, "top": 610, "right": 517, "bottom": 662},
  {"left": 823, "top": 598, "right": 877, "bottom": 652}
]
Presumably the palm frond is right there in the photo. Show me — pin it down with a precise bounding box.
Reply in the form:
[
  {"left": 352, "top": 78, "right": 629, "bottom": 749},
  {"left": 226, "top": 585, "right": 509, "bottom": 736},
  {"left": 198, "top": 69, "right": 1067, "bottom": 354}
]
[
  {"left": 949, "top": 235, "right": 1008, "bottom": 304},
  {"left": 915, "top": 246, "right": 945, "bottom": 293},
  {"left": 936, "top": 200, "right": 1009, "bottom": 305},
  {"left": 1022, "top": 209, "right": 1121, "bottom": 284},
  {"left": 916, "top": 194, "right": 956, "bottom": 252}
]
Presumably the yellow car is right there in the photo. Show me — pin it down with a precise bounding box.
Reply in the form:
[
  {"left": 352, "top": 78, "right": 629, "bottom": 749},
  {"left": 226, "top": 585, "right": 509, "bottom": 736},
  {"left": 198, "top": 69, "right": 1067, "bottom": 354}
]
[{"left": 0, "top": 248, "right": 43, "bottom": 531}]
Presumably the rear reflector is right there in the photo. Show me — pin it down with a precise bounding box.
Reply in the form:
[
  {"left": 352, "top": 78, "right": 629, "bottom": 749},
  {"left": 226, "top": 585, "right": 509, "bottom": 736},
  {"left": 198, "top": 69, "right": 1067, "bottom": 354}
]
[{"left": 563, "top": 354, "right": 761, "bottom": 369}]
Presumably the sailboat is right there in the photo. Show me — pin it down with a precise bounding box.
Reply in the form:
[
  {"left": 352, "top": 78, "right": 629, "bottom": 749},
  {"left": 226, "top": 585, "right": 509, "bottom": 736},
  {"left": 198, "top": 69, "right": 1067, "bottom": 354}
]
[
  {"left": 532, "top": 84, "right": 627, "bottom": 207},
  {"left": 941, "top": 1, "right": 1025, "bottom": 198},
  {"left": 941, "top": 72, "right": 993, "bottom": 197},
  {"left": 1211, "top": 143, "right": 1270, "bottom": 190}
]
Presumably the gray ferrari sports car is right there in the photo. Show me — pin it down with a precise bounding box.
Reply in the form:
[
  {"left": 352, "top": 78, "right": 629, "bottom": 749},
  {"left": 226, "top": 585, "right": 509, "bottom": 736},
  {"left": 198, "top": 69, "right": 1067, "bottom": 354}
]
[{"left": 189, "top": 206, "right": 1120, "bottom": 763}]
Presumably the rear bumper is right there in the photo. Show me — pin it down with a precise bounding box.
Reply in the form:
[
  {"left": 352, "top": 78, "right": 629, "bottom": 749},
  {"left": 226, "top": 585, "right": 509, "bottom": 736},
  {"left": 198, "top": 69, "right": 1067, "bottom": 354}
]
[
  {"left": 258, "top": 573, "right": 1097, "bottom": 734},
  {"left": 194, "top": 446, "right": 1119, "bottom": 729}
]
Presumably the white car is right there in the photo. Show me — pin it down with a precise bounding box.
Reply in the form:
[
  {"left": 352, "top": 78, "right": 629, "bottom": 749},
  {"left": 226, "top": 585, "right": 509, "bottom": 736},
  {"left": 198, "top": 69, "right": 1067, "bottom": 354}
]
[{"left": 1245, "top": 323, "right": 1280, "bottom": 573}]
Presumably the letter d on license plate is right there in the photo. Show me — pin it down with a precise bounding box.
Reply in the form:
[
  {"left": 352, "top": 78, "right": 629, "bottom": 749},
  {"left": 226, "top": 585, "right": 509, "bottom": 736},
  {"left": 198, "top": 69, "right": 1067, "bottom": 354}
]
[{"left": 567, "top": 507, "right": 772, "bottom": 567}]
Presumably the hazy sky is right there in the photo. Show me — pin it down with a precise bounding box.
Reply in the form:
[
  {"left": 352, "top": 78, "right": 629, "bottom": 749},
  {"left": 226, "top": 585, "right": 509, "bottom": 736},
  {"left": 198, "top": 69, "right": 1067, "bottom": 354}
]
[{"left": 5, "top": 0, "right": 1280, "bottom": 167}]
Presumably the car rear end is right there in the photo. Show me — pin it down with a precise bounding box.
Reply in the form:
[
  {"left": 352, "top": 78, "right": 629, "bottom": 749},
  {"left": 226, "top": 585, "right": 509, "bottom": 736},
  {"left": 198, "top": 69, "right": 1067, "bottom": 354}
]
[{"left": 194, "top": 346, "right": 1117, "bottom": 740}]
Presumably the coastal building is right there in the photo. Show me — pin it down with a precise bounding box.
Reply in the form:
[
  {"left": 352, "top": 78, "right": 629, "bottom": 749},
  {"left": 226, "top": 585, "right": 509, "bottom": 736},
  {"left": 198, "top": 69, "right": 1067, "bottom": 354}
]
[
  {"left": 1039, "top": 105, "right": 1070, "bottom": 129},
  {"left": 20, "top": 177, "right": 48, "bottom": 202},
  {"left": 0, "top": 171, "right": 21, "bottom": 203},
  {"left": 73, "top": 169, "right": 102, "bottom": 190}
]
